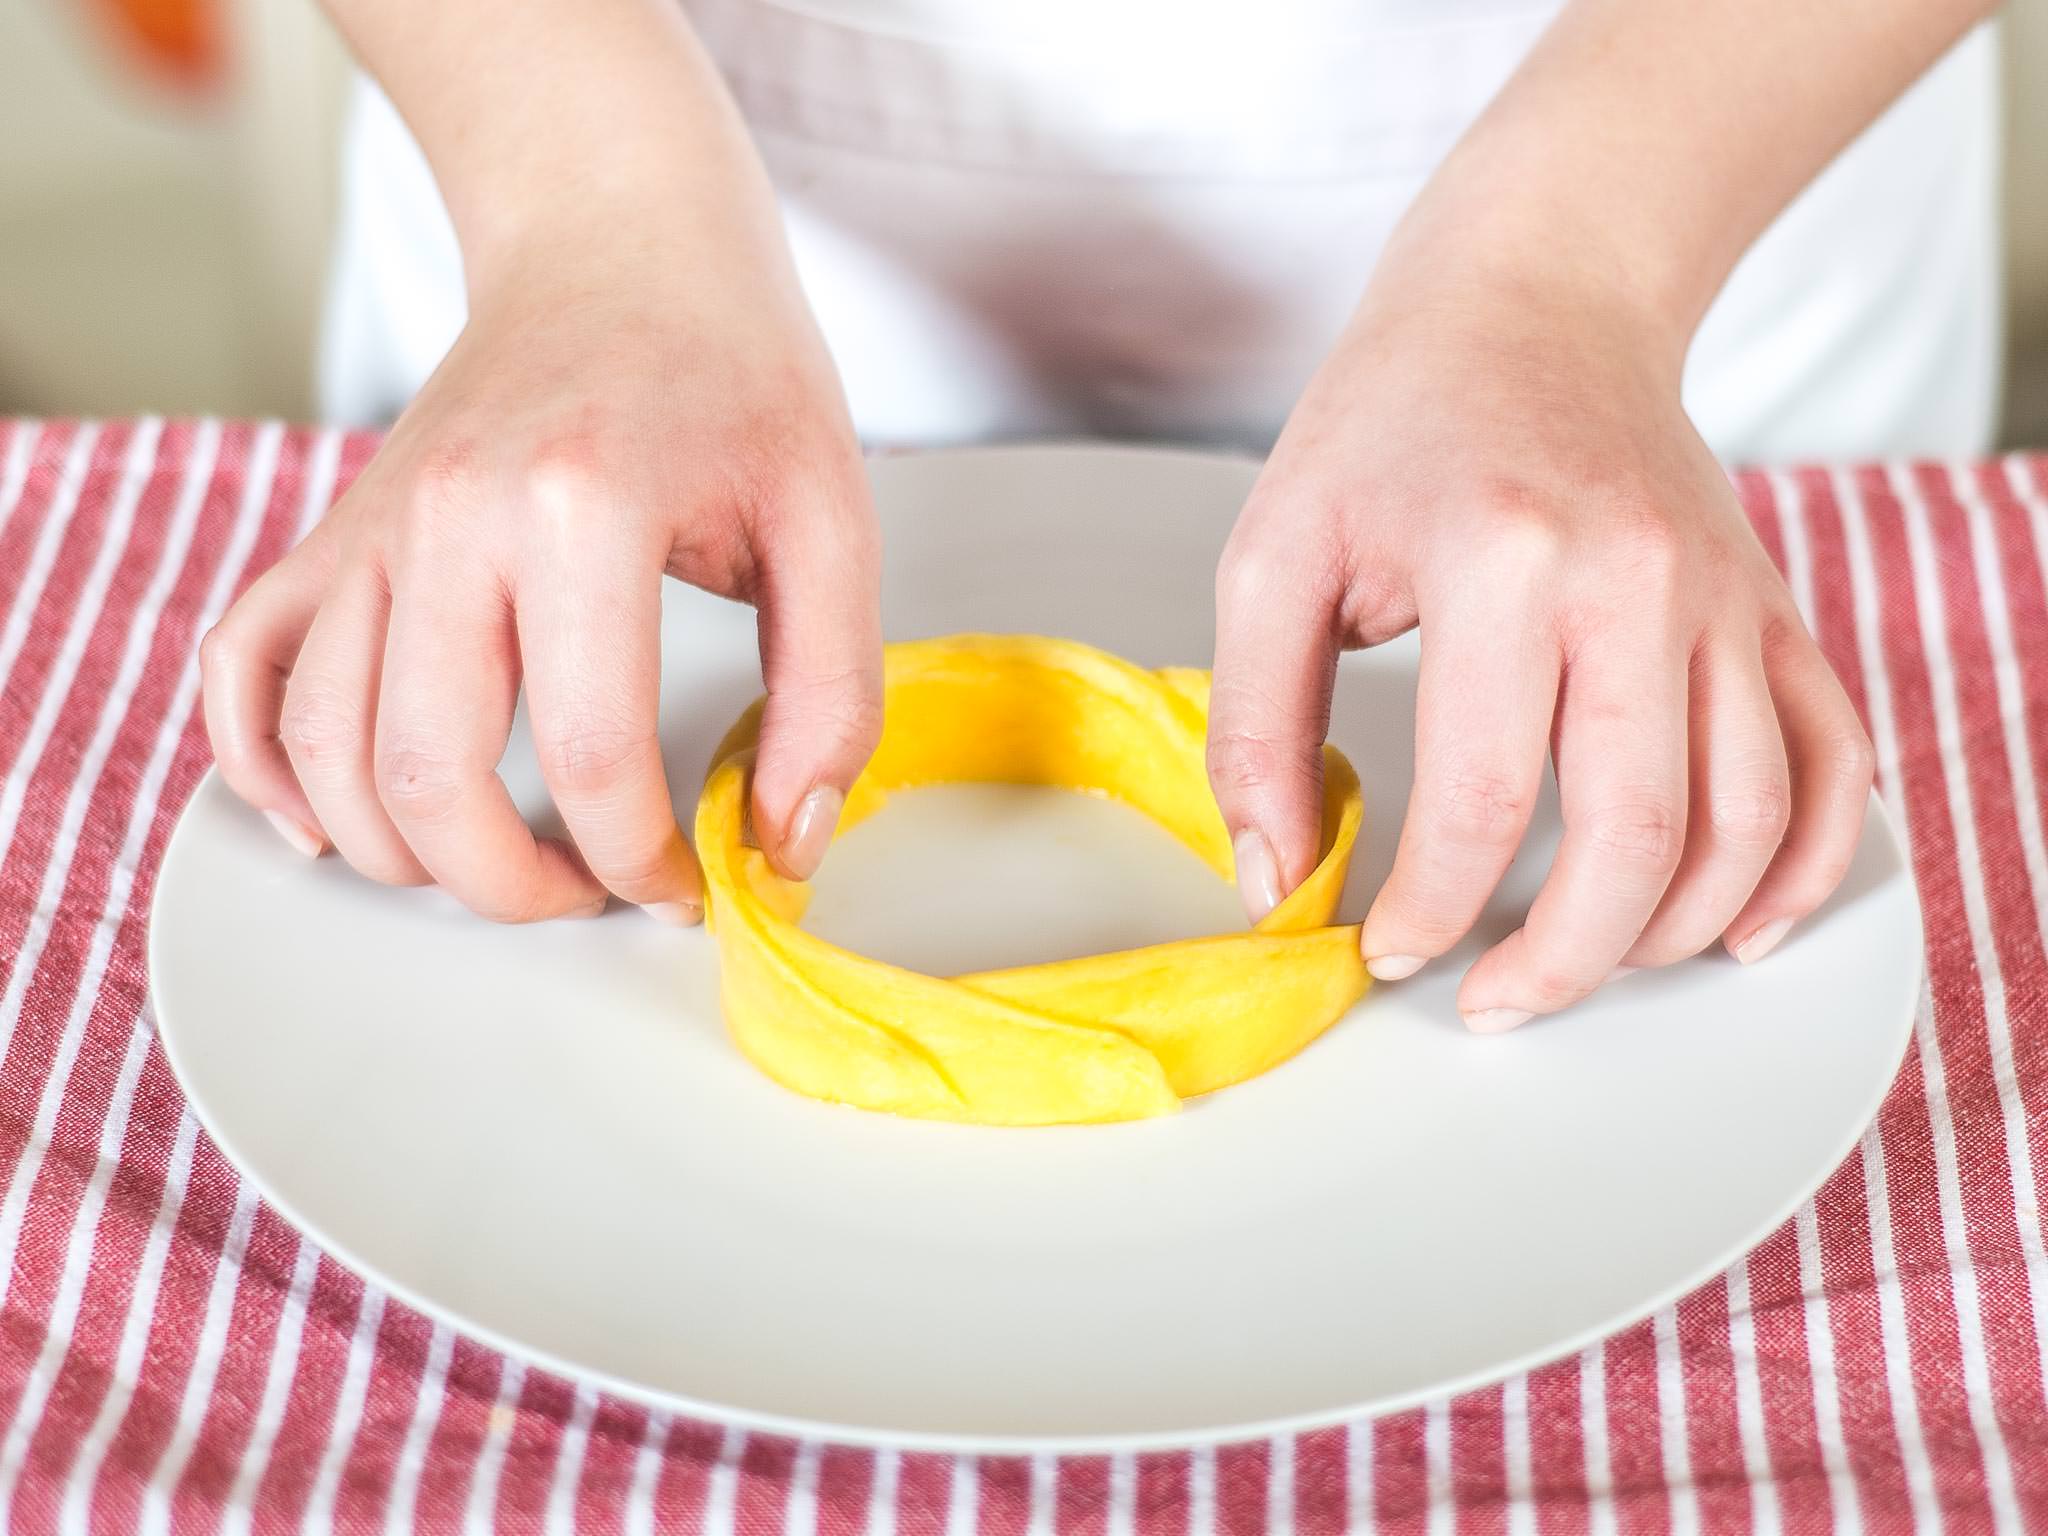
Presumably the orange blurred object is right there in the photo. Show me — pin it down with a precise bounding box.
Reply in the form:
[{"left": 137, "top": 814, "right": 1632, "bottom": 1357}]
[{"left": 85, "top": 0, "right": 227, "bottom": 95}]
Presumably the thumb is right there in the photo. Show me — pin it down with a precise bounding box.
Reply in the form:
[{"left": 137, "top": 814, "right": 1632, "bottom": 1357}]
[
  {"left": 1207, "top": 538, "right": 1340, "bottom": 924},
  {"left": 749, "top": 484, "right": 884, "bottom": 882}
]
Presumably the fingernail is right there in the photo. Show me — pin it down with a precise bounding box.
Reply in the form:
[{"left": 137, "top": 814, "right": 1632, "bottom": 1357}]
[
  {"left": 642, "top": 900, "right": 704, "bottom": 928},
  {"left": 1367, "top": 953, "right": 1426, "bottom": 981},
  {"left": 263, "top": 810, "right": 323, "bottom": 858},
  {"left": 1733, "top": 917, "right": 1792, "bottom": 965},
  {"left": 1605, "top": 964, "right": 1638, "bottom": 984},
  {"left": 778, "top": 785, "right": 844, "bottom": 882},
  {"left": 1463, "top": 1007, "right": 1534, "bottom": 1034},
  {"left": 569, "top": 896, "right": 609, "bottom": 920},
  {"left": 1233, "top": 828, "right": 1284, "bottom": 924}
]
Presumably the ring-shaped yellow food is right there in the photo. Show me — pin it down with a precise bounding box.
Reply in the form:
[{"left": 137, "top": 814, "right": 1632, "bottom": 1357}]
[{"left": 694, "top": 634, "right": 1369, "bottom": 1125}]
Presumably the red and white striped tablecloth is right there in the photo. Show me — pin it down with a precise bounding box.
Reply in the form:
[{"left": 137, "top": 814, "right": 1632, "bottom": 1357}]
[{"left": 1, "top": 416, "right": 2045, "bottom": 1533}]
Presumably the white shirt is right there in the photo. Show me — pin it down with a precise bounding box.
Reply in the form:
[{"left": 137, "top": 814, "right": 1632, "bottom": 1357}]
[{"left": 321, "top": 1, "right": 2002, "bottom": 461}]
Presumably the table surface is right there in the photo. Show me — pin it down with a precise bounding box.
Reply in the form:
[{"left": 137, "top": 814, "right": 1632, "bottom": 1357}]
[{"left": 0, "top": 418, "right": 2043, "bottom": 1534}]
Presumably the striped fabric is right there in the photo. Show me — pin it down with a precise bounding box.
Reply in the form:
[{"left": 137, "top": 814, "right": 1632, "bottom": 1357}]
[{"left": 0, "top": 417, "right": 2043, "bottom": 1533}]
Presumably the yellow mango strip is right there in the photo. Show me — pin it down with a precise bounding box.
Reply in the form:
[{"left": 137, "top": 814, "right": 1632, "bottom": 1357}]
[{"left": 693, "top": 635, "right": 1369, "bottom": 1125}]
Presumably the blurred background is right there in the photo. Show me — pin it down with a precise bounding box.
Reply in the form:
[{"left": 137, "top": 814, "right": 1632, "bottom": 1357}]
[{"left": 2, "top": 0, "right": 2043, "bottom": 447}]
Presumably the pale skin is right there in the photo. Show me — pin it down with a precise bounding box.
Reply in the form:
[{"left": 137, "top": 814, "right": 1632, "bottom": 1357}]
[{"left": 202, "top": 0, "right": 1992, "bottom": 1027}]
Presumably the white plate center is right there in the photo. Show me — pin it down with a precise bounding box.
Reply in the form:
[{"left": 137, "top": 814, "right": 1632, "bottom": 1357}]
[{"left": 804, "top": 784, "right": 1249, "bottom": 975}]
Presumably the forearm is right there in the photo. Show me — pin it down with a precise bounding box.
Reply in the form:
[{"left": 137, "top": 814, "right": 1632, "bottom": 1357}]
[
  {"left": 321, "top": 0, "right": 785, "bottom": 298},
  {"left": 1388, "top": 0, "right": 1998, "bottom": 358}
]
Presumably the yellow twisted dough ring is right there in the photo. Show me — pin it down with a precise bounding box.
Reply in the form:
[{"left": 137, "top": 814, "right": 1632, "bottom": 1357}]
[{"left": 694, "top": 634, "right": 1369, "bottom": 1125}]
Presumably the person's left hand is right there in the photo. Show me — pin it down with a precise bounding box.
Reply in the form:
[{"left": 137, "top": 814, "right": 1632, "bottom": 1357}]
[{"left": 1205, "top": 242, "right": 1874, "bottom": 1031}]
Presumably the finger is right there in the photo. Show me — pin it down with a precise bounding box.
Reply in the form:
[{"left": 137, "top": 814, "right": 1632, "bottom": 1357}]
[
  {"left": 279, "top": 564, "right": 430, "bottom": 886},
  {"left": 749, "top": 483, "right": 884, "bottom": 882},
  {"left": 1623, "top": 638, "right": 1790, "bottom": 966},
  {"left": 520, "top": 549, "right": 702, "bottom": 921},
  {"left": 200, "top": 538, "right": 334, "bottom": 856},
  {"left": 376, "top": 573, "right": 605, "bottom": 923},
  {"left": 1458, "top": 626, "right": 1689, "bottom": 1029},
  {"left": 1358, "top": 601, "right": 1558, "bottom": 980},
  {"left": 1721, "top": 626, "right": 1876, "bottom": 962},
  {"left": 1207, "top": 534, "right": 1341, "bottom": 924}
]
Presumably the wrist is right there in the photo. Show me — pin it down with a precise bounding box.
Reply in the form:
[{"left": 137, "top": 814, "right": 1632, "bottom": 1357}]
[
  {"left": 373, "top": 4, "right": 785, "bottom": 312},
  {"left": 1368, "top": 173, "right": 1698, "bottom": 388},
  {"left": 452, "top": 131, "right": 810, "bottom": 346},
  {"left": 459, "top": 190, "right": 747, "bottom": 319}
]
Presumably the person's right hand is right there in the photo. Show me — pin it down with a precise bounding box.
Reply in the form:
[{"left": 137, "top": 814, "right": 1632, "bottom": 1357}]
[{"left": 200, "top": 232, "right": 881, "bottom": 925}]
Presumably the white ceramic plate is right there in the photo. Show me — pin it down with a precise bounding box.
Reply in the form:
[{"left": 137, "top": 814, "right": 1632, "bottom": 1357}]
[{"left": 150, "top": 444, "right": 1921, "bottom": 1452}]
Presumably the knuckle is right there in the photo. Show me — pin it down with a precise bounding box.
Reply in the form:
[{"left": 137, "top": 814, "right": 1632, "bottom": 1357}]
[
  {"left": 1529, "top": 966, "right": 1589, "bottom": 1006},
  {"left": 523, "top": 432, "right": 616, "bottom": 526},
  {"left": 1509, "top": 951, "right": 1595, "bottom": 1008},
  {"left": 536, "top": 717, "right": 651, "bottom": 797},
  {"left": 1425, "top": 766, "right": 1533, "bottom": 848},
  {"left": 1822, "top": 728, "right": 1878, "bottom": 791},
  {"left": 394, "top": 444, "right": 488, "bottom": 560},
  {"left": 1372, "top": 882, "right": 1467, "bottom": 946},
  {"left": 1582, "top": 799, "right": 1684, "bottom": 869},
  {"left": 1773, "top": 788, "right": 1873, "bottom": 915},
  {"left": 471, "top": 887, "right": 550, "bottom": 926},
  {"left": 589, "top": 842, "right": 680, "bottom": 899},
  {"left": 1216, "top": 512, "right": 1342, "bottom": 616},
  {"left": 1759, "top": 609, "right": 1809, "bottom": 660},
  {"left": 408, "top": 439, "right": 486, "bottom": 517},
  {"left": 1476, "top": 482, "right": 1568, "bottom": 572},
  {"left": 1778, "top": 855, "right": 1856, "bottom": 918},
  {"left": 811, "top": 684, "right": 884, "bottom": 761},
  {"left": 197, "top": 622, "right": 232, "bottom": 677},
  {"left": 1208, "top": 729, "right": 1314, "bottom": 802},
  {"left": 1216, "top": 539, "right": 1284, "bottom": 613},
  {"left": 460, "top": 847, "right": 585, "bottom": 925},
  {"left": 833, "top": 693, "right": 886, "bottom": 759},
  {"left": 1207, "top": 731, "right": 1266, "bottom": 797},
  {"left": 782, "top": 674, "right": 885, "bottom": 759},
  {"left": 375, "top": 740, "right": 465, "bottom": 821},
  {"left": 277, "top": 686, "right": 364, "bottom": 765},
  {"left": 1709, "top": 775, "right": 1792, "bottom": 848}
]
